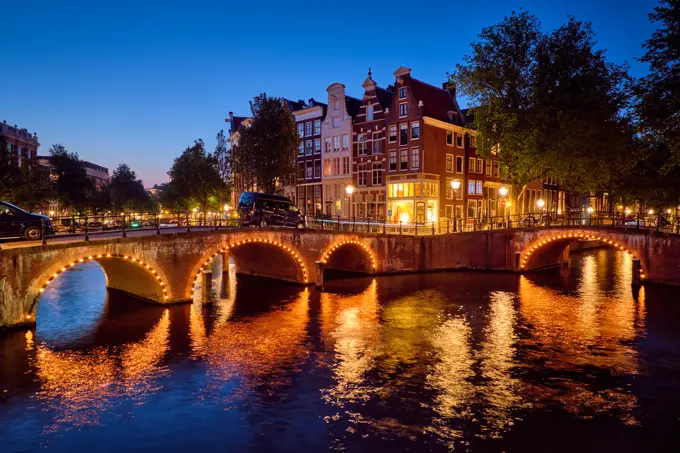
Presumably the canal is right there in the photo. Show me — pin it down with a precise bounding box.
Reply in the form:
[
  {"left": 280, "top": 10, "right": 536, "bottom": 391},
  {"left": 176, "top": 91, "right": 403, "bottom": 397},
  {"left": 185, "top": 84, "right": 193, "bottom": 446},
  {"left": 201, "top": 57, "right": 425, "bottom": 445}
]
[{"left": 1, "top": 248, "right": 680, "bottom": 452}]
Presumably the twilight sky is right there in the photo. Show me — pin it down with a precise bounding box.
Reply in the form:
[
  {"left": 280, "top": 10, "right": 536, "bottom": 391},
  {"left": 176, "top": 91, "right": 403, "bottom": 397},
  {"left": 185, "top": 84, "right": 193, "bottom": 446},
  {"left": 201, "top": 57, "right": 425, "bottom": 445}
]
[{"left": 3, "top": 0, "right": 659, "bottom": 186}]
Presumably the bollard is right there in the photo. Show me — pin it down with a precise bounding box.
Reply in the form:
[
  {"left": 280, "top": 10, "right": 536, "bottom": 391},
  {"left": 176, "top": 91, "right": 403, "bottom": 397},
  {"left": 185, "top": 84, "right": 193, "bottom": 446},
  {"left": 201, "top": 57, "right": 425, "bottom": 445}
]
[
  {"left": 186, "top": 212, "right": 191, "bottom": 233},
  {"left": 122, "top": 214, "right": 127, "bottom": 238},
  {"left": 84, "top": 216, "right": 89, "bottom": 241},
  {"left": 201, "top": 270, "right": 213, "bottom": 303},
  {"left": 156, "top": 212, "right": 161, "bottom": 235},
  {"left": 41, "top": 218, "right": 47, "bottom": 247}
]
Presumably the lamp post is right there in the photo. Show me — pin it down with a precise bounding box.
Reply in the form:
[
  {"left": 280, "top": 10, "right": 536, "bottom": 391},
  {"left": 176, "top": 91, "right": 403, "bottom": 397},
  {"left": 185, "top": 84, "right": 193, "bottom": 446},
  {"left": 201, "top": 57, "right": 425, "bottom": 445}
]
[
  {"left": 345, "top": 185, "right": 355, "bottom": 222},
  {"left": 499, "top": 186, "right": 508, "bottom": 225},
  {"left": 587, "top": 206, "right": 594, "bottom": 225},
  {"left": 451, "top": 179, "right": 461, "bottom": 231},
  {"left": 536, "top": 198, "right": 545, "bottom": 213}
]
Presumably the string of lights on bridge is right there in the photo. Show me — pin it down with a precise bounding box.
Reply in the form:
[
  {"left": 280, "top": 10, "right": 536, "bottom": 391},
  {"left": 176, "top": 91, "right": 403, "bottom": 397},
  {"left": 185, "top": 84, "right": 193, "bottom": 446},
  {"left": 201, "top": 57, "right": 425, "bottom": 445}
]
[
  {"left": 33, "top": 254, "right": 170, "bottom": 319},
  {"left": 320, "top": 240, "right": 377, "bottom": 270},
  {"left": 191, "top": 238, "right": 309, "bottom": 295},
  {"left": 521, "top": 233, "right": 645, "bottom": 279}
]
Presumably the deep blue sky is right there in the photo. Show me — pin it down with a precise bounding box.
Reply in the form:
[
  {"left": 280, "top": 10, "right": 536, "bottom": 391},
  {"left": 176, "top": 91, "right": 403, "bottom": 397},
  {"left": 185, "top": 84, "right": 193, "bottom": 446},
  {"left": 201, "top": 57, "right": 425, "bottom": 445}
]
[{"left": 3, "top": 0, "right": 659, "bottom": 186}]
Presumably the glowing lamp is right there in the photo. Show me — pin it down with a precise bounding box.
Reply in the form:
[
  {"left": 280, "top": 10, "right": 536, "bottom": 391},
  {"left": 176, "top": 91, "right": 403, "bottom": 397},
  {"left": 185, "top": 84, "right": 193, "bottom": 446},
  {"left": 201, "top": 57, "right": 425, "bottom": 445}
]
[{"left": 498, "top": 186, "right": 508, "bottom": 197}]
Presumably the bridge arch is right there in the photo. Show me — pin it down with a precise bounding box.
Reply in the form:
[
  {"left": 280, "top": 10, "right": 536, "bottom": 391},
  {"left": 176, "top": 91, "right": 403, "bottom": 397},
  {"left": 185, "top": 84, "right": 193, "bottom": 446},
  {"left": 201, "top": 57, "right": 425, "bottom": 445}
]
[
  {"left": 189, "top": 238, "right": 309, "bottom": 297},
  {"left": 519, "top": 230, "right": 646, "bottom": 280},
  {"left": 320, "top": 239, "right": 377, "bottom": 274},
  {"left": 29, "top": 253, "right": 170, "bottom": 321}
]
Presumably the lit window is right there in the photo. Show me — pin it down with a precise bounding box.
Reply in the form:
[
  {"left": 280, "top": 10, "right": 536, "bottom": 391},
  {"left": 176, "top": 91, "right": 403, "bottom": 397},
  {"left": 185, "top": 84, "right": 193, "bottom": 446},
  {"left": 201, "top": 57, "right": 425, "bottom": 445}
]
[
  {"left": 476, "top": 181, "right": 482, "bottom": 194},
  {"left": 470, "top": 136, "right": 477, "bottom": 148},
  {"left": 389, "top": 125, "right": 397, "bottom": 143},
  {"left": 477, "top": 158, "right": 483, "bottom": 173},
  {"left": 468, "top": 180, "right": 475, "bottom": 194},
  {"left": 323, "top": 160, "right": 332, "bottom": 176}
]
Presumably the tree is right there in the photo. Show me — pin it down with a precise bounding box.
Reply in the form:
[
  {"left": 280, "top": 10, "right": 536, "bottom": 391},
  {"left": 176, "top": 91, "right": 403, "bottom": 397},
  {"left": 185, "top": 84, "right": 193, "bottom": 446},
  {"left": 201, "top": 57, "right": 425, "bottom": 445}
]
[
  {"left": 0, "top": 136, "right": 23, "bottom": 202},
  {"left": 454, "top": 12, "right": 635, "bottom": 198},
  {"left": 109, "top": 164, "right": 154, "bottom": 212},
  {"left": 49, "top": 144, "right": 93, "bottom": 213},
  {"left": 167, "top": 139, "right": 221, "bottom": 211},
  {"left": 214, "top": 129, "right": 232, "bottom": 209},
  {"left": 13, "top": 165, "right": 54, "bottom": 211},
  {"left": 636, "top": 0, "right": 680, "bottom": 169},
  {"left": 232, "top": 93, "right": 299, "bottom": 194}
]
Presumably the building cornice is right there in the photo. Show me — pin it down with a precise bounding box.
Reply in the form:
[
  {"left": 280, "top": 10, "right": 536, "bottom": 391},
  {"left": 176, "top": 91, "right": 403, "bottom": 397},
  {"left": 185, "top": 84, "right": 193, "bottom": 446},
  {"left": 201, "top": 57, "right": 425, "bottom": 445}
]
[{"left": 423, "top": 116, "right": 476, "bottom": 135}]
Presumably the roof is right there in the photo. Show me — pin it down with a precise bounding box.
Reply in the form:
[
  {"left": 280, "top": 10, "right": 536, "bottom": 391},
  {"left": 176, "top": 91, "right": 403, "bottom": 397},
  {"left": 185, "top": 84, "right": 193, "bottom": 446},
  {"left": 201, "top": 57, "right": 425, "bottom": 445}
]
[
  {"left": 285, "top": 99, "right": 307, "bottom": 112},
  {"left": 230, "top": 116, "right": 248, "bottom": 134},
  {"left": 375, "top": 86, "right": 393, "bottom": 110},
  {"left": 345, "top": 95, "right": 362, "bottom": 118},
  {"left": 408, "top": 77, "right": 462, "bottom": 124}
]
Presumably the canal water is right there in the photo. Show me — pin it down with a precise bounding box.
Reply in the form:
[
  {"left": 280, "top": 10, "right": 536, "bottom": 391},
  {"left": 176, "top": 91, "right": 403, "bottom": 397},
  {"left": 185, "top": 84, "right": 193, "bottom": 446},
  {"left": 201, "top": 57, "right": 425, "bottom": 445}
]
[{"left": 1, "top": 249, "right": 680, "bottom": 453}]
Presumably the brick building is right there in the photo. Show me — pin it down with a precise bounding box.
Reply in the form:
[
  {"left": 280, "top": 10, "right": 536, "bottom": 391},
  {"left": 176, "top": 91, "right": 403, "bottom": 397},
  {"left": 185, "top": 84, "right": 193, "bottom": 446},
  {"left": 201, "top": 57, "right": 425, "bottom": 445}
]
[
  {"left": 321, "top": 83, "right": 361, "bottom": 217},
  {"left": 0, "top": 120, "right": 39, "bottom": 168},
  {"left": 226, "top": 111, "right": 252, "bottom": 207},
  {"left": 351, "top": 70, "right": 393, "bottom": 220},
  {"left": 290, "top": 98, "right": 326, "bottom": 215}
]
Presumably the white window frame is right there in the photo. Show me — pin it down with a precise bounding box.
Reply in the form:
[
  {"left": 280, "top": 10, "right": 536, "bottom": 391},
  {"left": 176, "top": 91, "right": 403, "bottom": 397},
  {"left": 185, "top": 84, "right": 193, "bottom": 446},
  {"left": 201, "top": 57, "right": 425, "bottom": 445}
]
[
  {"left": 389, "top": 125, "right": 397, "bottom": 143},
  {"left": 399, "top": 123, "right": 408, "bottom": 146},
  {"left": 456, "top": 133, "right": 463, "bottom": 148},
  {"left": 399, "top": 149, "right": 408, "bottom": 171},
  {"left": 298, "top": 123, "right": 304, "bottom": 138},
  {"left": 305, "top": 122, "right": 312, "bottom": 136},
  {"left": 314, "top": 138, "right": 321, "bottom": 154},
  {"left": 389, "top": 151, "right": 397, "bottom": 172},
  {"left": 299, "top": 142, "right": 304, "bottom": 155},
  {"left": 410, "top": 121, "right": 419, "bottom": 140},
  {"left": 446, "top": 154, "right": 453, "bottom": 173},
  {"left": 399, "top": 87, "right": 407, "bottom": 99},
  {"left": 446, "top": 130, "right": 453, "bottom": 146},
  {"left": 476, "top": 181, "right": 482, "bottom": 195},
  {"left": 399, "top": 103, "right": 407, "bottom": 117},
  {"left": 410, "top": 148, "right": 420, "bottom": 170},
  {"left": 314, "top": 120, "right": 321, "bottom": 135},
  {"left": 469, "top": 157, "right": 476, "bottom": 173},
  {"left": 306, "top": 140, "right": 313, "bottom": 156},
  {"left": 456, "top": 156, "right": 464, "bottom": 174},
  {"left": 357, "top": 134, "right": 367, "bottom": 155},
  {"left": 342, "top": 134, "right": 349, "bottom": 149}
]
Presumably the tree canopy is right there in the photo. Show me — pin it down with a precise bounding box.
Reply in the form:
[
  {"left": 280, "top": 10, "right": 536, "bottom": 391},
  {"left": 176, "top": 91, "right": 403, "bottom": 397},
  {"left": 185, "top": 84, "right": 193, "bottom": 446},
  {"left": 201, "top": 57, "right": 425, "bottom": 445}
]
[
  {"left": 166, "top": 139, "right": 221, "bottom": 211},
  {"left": 232, "top": 93, "right": 299, "bottom": 194},
  {"left": 109, "top": 164, "right": 155, "bottom": 212},
  {"left": 454, "top": 12, "right": 635, "bottom": 196},
  {"left": 49, "top": 144, "right": 94, "bottom": 213}
]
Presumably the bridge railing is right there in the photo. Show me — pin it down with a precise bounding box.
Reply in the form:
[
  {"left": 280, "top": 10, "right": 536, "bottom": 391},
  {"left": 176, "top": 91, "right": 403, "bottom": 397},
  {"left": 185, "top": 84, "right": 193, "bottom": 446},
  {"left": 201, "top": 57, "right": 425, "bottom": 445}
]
[{"left": 2, "top": 209, "right": 678, "bottom": 247}]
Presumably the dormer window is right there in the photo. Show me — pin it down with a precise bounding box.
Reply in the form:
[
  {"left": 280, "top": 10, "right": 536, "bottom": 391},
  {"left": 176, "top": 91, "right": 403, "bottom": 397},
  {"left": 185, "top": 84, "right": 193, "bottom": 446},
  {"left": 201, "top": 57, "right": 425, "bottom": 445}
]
[{"left": 399, "top": 87, "right": 407, "bottom": 99}]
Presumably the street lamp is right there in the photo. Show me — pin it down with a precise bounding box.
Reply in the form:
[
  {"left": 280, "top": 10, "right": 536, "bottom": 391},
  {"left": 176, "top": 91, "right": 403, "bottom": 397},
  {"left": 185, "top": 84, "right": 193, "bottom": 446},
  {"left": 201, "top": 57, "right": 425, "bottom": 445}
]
[
  {"left": 49, "top": 211, "right": 55, "bottom": 217},
  {"left": 536, "top": 199, "right": 545, "bottom": 213},
  {"left": 587, "top": 206, "right": 594, "bottom": 214},
  {"left": 648, "top": 209, "right": 654, "bottom": 215},
  {"left": 345, "top": 185, "right": 355, "bottom": 219},
  {"left": 499, "top": 186, "right": 508, "bottom": 197},
  {"left": 451, "top": 179, "right": 462, "bottom": 231},
  {"left": 223, "top": 203, "right": 230, "bottom": 212},
  {"left": 625, "top": 208, "right": 631, "bottom": 215}
]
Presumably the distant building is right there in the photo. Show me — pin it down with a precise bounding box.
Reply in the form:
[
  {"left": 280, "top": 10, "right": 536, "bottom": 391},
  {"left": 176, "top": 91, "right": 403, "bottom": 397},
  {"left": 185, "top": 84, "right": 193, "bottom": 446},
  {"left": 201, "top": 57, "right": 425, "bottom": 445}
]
[
  {"left": 36, "top": 156, "right": 109, "bottom": 189},
  {"left": 226, "top": 111, "right": 253, "bottom": 207},
  {"left": 0, "top": 120, "right": 39, "bottom": 168}
]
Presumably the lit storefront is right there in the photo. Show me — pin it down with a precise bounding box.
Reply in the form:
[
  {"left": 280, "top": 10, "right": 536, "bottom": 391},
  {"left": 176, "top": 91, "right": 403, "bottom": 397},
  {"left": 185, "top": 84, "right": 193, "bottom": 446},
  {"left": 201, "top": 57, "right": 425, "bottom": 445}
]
[{"left": 387, "top": 176, "right": 439, "bottom": 224}]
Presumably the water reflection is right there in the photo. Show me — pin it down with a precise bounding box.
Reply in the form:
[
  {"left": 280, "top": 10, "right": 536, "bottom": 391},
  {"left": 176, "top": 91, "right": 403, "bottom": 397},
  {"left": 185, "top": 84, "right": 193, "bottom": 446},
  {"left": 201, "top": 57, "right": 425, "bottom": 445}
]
[{"left": 1, "top": 249, "right": 676, "bottom": 453}]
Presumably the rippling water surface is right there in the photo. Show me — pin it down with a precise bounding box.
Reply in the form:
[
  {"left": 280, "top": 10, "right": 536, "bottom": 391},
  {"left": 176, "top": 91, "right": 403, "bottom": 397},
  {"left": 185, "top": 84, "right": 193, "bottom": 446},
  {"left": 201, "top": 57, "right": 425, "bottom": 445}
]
[{"left": 1, "top": 249, "right": 680, "bottom": 453}]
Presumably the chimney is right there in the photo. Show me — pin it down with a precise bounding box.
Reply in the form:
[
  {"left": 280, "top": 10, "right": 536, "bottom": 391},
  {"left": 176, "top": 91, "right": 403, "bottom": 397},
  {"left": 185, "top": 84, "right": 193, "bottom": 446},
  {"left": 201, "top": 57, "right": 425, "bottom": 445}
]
[{"left": 443, "top": 81, "right": 456, "bottom": 101}]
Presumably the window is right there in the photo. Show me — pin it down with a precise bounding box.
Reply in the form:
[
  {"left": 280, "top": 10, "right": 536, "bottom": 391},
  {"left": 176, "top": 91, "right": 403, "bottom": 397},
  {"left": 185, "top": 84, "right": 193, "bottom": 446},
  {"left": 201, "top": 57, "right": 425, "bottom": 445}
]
[
  {"left": 411, "top": 148, "right": 420, "bottom": 170},
  {"left": 400, "top": 149, "right": 408, "bottom": 170},
  {"left": 366, "top": 105, "right": 374, "bottom": 121},
  {"left": 306, "top": 161, "right": 313, "bottom": 179},
  {"left": 468, "top": 180, "right": 475, "bottom": 194},
  {"left": 357, "top": 134, "right": 367, "bottom": 155},
  {"left": 314, "top": 185, "right": 322, "bottom": 198},
  {"left": 342, "top": 134, "right": 349, "bottom": 149},
  {"left": 476, "top": 181, "right": 482, "bottom": 194},
  {"left": 399, "top": 123, "right": 408, "bottom": 145},
  {"left": 477, "top": 158, "right": 483, "bottom": 174},
  {"left": 298, "top": 163, "right": 305, "bottom": 180},
  {"left": 399, "top": 87, "right": 407, "bottom": 99},
  {"left": 343, "top": 157, "right": 350, "bottom": 174},
  {"left": 445, "top": 205, "right": 453, "bottom": 219},
  {"left": 470, "top": 136, "right": 477, "bottom": 148},
  {"left": 446, "top": 154, "right": 453, "bottom": 173},
  {"left": 305, "top": 122, "right": 312, "bottom": 136},
  {"left": 446, "top": 130, "right": 453, "bottom": 146},
  {"left": 469, "top": 157, "right": 476, "bottom": 173},
  {"left": 411, "top": 121, "right": 420, "bottom": 140},
  {"left": 456, "top": 133, "right": 463, "bottom": 148},
  {"left": 389, "top": 125, "right": 397, "bottom": 143},
  {"left": 446, "top": 178, "right": 454, "bottom": 200},
  {"left": 372, "top": 162, "right": 383, "bottom": 186},
  {"left": 468, "top": 200, "right": 478, "bottom": 219},
  {"left": 334, "top": 136, "right": 340, "bottom": 152},
  {"left": 334, "top": 158, "right": 340, "bottom": 175},
  {"left": 324, "top": 160, "right": 332, "bottom": 176},
  {"left": 493, "top": 161, "right": 499, "bottom": 178},
  {"left": 325, "top": 137, "right": 332, "bottom": 153},
  {"left": 297, "top": 123, "right": 304, "bottom": 137},
  {"left": 485, "top": 160, "right": 492, "bottom": 176},
  {"left": 314, "top": 120, "right": 321, "bottom": 135},
  {"left": 373, "top": 132, "right": 383, "bottom": 154},
  {"left": 306, "top": 140, "right": 313, "bottom": 155},
  {"left": 299, "top": 142, "right": 304, "bottom": 155},
  {"left": 456, "top": 156, "right": 464, "bottom": 173},
  {"left": 314, "top": 160, "right": 321, "bottom": 178},
  {"left": 399, "top": 103, "right": 407, "bottom": 117},
  {"left": 358, "top": 163, "right": 368, "bottom": 186},
  {"left": 389, "top": 151, "right": 397, "bottom": 171},
  {"left": 334, "top": 100, "right": 340, "bottom": 111},
  {"left": 314, "top": 138, "right": 321, "bottom": 154}
]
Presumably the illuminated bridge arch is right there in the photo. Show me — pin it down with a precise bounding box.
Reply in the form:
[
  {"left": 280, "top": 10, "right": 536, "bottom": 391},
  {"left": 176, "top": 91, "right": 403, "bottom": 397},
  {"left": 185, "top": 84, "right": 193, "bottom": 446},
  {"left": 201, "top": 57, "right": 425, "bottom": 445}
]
[
  {"left": 189, "top": 238, "right": 309, "bottom": 296},
  {"left": 29, "top": 253, "right": 170, "bottom": 321},
  {"left": 519, "top": 231, "right": 646, "bottom": 280},
  {"left": 320, "top": 239, "right": 377, "bottom": 274}
]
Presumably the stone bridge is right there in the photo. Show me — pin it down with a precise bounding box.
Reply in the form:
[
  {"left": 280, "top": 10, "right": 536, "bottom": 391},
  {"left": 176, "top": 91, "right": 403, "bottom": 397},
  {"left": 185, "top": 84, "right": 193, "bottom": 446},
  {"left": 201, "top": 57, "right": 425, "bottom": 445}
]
[{"left": 1, "top": 226, "right": 679, "bottom": 329}]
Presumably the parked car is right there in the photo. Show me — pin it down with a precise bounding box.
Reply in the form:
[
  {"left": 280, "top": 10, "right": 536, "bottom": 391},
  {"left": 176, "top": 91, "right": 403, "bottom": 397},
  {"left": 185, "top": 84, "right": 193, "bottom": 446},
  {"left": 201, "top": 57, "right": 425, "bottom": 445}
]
[
  {"left": 237, "top": 192, "right": 305, "bottom": 228},
  {"left": 0, "top": 201, "right": 55, "bottom": 240}
]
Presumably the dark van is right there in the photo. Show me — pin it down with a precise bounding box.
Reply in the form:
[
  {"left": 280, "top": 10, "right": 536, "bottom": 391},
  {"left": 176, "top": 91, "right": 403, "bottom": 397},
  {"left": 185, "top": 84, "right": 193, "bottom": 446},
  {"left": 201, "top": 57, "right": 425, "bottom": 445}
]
[
  {"left": 0, "top": 201, "right": 55, "bottom": 240},
  {"left": 238, "top": 192, "right": 305, "bottom": 229}
]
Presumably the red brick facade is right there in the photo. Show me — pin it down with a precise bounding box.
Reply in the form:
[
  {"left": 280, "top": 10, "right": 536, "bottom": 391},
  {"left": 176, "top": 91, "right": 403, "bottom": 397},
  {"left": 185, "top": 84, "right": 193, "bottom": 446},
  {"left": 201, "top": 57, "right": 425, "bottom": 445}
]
[{"left": 0, "top": 121, "right": 39, "bottom": 168}]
